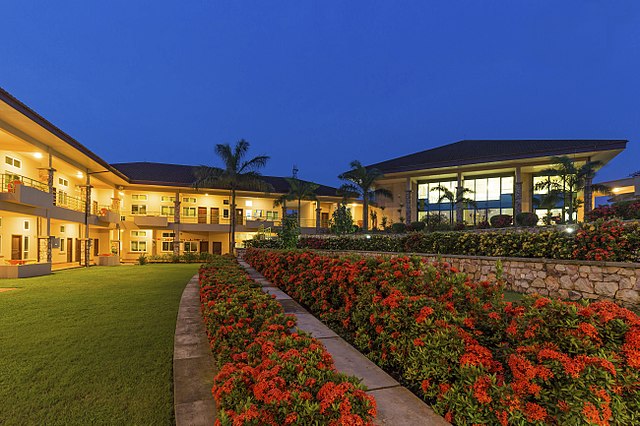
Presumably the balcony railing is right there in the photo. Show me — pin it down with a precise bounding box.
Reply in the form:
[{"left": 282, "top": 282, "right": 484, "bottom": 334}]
[
  {"left": 1, "top": 173, "right": 48, "bottom": 193},
  {"left": 54, "top": 192, "right": 85, "bottom": 213}
]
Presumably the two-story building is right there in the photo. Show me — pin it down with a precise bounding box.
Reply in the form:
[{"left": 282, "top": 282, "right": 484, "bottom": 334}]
[
  {"left": 0, "top": 87, "right": 352, "bottom": 278},
  {"left": 367, "top": 139, "right": 627, "bottom": 225}
]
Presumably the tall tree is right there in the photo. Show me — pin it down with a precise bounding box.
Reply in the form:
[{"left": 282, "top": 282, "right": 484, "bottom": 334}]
[
  {"left": 430, "top": 185, "right": 476, "bottom": 224},
  {"left": 534, "top": 156, "right": 608, "bottom": 223},
  {"left": 194, "top": 139, "right": 272, "bottom": 253},
  {"left": 338, "top": 160, "right": 392, "bottom": 231},
  {"left": 284, "top": 177, "right": 319, "bottom": 227}
]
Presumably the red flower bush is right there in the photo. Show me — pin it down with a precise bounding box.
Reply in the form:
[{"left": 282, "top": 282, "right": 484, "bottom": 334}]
[
  {"left": 199, "top": 256, "right": 376, "bottom": 425},
  {"left": 245, "top": 248, "right": 640, "bottom": 425}
]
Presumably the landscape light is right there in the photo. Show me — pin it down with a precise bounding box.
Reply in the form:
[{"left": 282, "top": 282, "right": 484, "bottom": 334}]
[{"left": 566, "top": 227, "right": 575, "bottom": 233}]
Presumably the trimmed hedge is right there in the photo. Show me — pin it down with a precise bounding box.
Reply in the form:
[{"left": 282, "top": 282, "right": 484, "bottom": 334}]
[
  {"left": 246, "top": 219, "right": 640, "bottom": 262},
  {"left": 245, "top": 248, "right": 640, "bottom": 425},
  {"left": 198, "top": 256, "right": 376, "bottom": 425}
]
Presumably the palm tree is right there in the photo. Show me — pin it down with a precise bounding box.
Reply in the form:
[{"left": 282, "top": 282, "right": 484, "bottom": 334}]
[
  {"left": 194, "top": 139, "right": 272, "bottom": 253},
  {"left": 338, "top": 160, "right": 392, "bottom": 231},
  {"left": 534, "top": 156, "right": 608, "bottom": 223},
  {"left": 430, "top": 185, "right": 476, "bottom": 224},
  {"left": 272, "top": 193, "right": 290, "bottom": 224},
  {"left": 283, "top": 177, "right": 319, "bottom": 227},
  {"left": 533, "top": 190, "right": 563, "bottom": 225}
]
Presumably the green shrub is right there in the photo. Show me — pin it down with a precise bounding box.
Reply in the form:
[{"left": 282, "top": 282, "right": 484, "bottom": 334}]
[
  {"left": 515, "top": 212, "right": 539, "bottom": 227},
  {"left": 489, "top": 214, "right": 512, "bottom": 228},
  {"left": 137, "top": 254, "right": 147, "bottom": 265},
  {"left": 391, "top": 223, "right": 407, "bottom": 233},
  {"left": 408, "top": 221, "right": 426, "bottom": 232}
]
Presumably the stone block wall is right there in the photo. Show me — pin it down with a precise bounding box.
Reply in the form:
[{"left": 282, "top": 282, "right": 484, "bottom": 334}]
[{"left": 238, "top": 249, "right": 640, "bottom": 308}]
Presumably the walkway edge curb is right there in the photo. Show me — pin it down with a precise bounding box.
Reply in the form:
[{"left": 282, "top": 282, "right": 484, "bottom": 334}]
[{"left": 173, "top": 274, "right": 217, "bottom": 426}]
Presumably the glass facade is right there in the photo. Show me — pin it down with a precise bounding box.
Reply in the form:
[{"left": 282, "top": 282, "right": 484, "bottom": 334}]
[
  {"left": 532, "top": 175, "right": 573, "bottom": 223},
  {"left": 417, "top": 180, "right": 457, "bottom": 222},
  {"left": 417, "top": 175, "right": 514, "bottom": 224}
]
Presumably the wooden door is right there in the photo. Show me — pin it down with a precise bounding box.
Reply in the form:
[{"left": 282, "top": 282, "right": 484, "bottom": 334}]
[
  {"left": 321, "top": 212, "right": 330, "bottom": 228},
  {"left": 210, "top": 207, "right": 219, "bottom": 224},
  {"left": 212, "top": 242, "right": 222, "bottom": 255},
  {"left": 67, "top": 238, "right": 73, "bottom": 262},
  {"left": 199, "top": 241, "right": 209, "bottom": 253},
  {"left": 235, "top": 209, "right": 244, "bottom": 226},
  {"left": 75, "top": 239, "right": 82, "bottom": 263},
  {"left": 198, "top": 207, "right": 207, "bottom": 224},
  {"left": 11, "top": 235, "right": 22, "bottom": 260}
]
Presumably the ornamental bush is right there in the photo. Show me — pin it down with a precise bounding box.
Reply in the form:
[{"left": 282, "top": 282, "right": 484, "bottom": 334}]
[
  {"left": 490, "top": 214, "right": 513, "bottom": 228},
  {"left": 198, "top": 256, "right": 376, "bottom": 425},
  {"left": 245, "top": 248, "right": 640, "bottom": 425},
  {"left": 246, "top": 219, "right": 640, "bottom": 262},
  {"left": 586, "top": 200, "right": 640, "bottom": 222},
  {"left": 515, "top": 212, "right": 539, "bottom": 227}
]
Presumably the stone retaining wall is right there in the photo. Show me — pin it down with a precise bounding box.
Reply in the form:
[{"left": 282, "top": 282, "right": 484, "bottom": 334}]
[{"left": 238, "top": 248, "right": 640, "bottom": 308}]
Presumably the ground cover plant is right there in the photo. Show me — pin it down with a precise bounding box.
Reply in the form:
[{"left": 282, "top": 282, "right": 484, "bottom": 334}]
[
  {"left": 245, "top": 248, "right": 640, "bottom": 425},
  {"left": 0, "top": 264, "right": 198, "bottom": 425},
  {"left": 198, "top": 255, "right": 376, "bottom": 425},
  {"left": 248, "top": 219, "right": 640, "bottom": 263}
]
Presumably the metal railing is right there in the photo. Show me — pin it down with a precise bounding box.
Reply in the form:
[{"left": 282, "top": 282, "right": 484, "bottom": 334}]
[
  {"left": 1, "top": 173, "right": 48, "bottom": 193},
  {"left": 54, "top": 192, "right": 85, "bottom": 213}
]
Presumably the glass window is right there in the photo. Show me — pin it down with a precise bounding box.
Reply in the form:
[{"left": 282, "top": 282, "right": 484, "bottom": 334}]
[
  {"left": 161, "top": 206, "right": 175, "bottom": 216},
  {"left": 223, "top": 209, "right": 229, "bottom": 218},
  {"left": 131, "top": 241, "right": 147, "bottom": 252},
  {"left": 182, "top": 197, "right": 197, "bottom": 203},
  {"left": 131, "top": 230, "right": 147, "bottom": 237},
  {"left": 183, "top": 242, "right": 197, "bottom": 252},
  {"left": 161, "top": 241, "right": 174, "bottom": 252},
  {"left": 182, "top": 207, "right": 196, "bottom": 217},
  {"left": 487, "top": 177, "right": 501, "bottom": 200},
  {"left": 131, "top": 205, "right": 147, "bottom": 215},
  {"left": 132, "top": 194, "right": 148, "bottom": 201},
  {"left": 418, "top": 184, "right": 428, "bottom": 199},
  {"left": 501, "top": 176, "right": 514, "bottom": 194},
  {"left": 161, "top": 196, "right": 176, "bottom": 202},
  {"left": 475, "top": 179, "right": 488, "bottom": 201}
]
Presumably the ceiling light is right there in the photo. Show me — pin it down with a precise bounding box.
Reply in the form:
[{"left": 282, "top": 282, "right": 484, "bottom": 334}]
[
  {"left": 33, "top": 152, "right": 43, "bottom": 159},
  {"left": 76, "top": 171, "right": 84, "bottom": 178}
]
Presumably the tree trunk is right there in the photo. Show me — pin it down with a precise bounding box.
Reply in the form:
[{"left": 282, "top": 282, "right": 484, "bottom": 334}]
[
  {"left": 230, "top": 189, "right": 236, "bottom": 254},
  {"left": 561, "top": 180, "right": 566, "bottom": 224},
  {"left": 363, "top": 198, "right": 368, "bottom": 231}
]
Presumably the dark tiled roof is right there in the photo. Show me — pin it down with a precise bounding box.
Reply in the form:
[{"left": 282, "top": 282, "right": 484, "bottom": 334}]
[
  {"left": 366, "top": 139, "right": 628, "bottom": 174},
  {"left": 111, "top": 162, "right": 339, "bottom": 196}
]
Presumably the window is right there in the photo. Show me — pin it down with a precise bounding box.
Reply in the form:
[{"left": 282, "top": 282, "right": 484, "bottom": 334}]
[
  {"left": 132, "top": 194, "right": 148, "bottom": 201},
  {"left": 223, "top": 209, "right": 229, "bottom": 218},
  {"left": 161, "top": 196, "right": 176, "bottom": 202},
  {"left": 182, "top": 197, "right": 197, "bottom": 203},
  {"left": 58, "top": 177, "right": 69, "bottom": 187},
  {"left": 266, "top": 211, "right": 279, "bottom": 220},
  {"left": 183, "top": 241, "right": 197, "bottom": 252},
  {"left": 161, "top": 205, "right": 175, "bottom": 216},
  {"left": 130, "top": 241, "right": 147, "bottom": 252},
  {"left": 223, "top": 199, "right": 229, "bottom": 205},
  {"left": 182, "top": 207, "right": 196, "bottom": 217},
  {"left": 23, "top": 236, "right": 29, "bottom": 259},
  {"left": 245, "top": 200, "right": 253, "bottom": 207},
  {"left": 5, "top": 156, "right": 21, "bottom": 168},
  {"left": 60, "top": 238, "right": 65, "bottom": 252},
  {"left": 131, "top": 230, "right": 147, "bottom": 237},
  {"left": 501, "top": 177, "right": 514, "bottom": 194},
  {"left": 23, "top": 220, "right": 30, "bottom": 230},
  {"left": 161, "top": 232, "right": 175, "bottom": 238},
  {"left": 161, "top": 241, "right": 174, "bottom": 252},
  {"left": 245, "top": 210, "right": 252, "bottom": 219},
  {"left": 60, "top": 225, "right": 65, "bottom": 233},
  {"left": 254, "top": 209, "right": 263, "bottom": 218},
  {"left": 131, "top": 204, "right": 147, "bottom": 215}
]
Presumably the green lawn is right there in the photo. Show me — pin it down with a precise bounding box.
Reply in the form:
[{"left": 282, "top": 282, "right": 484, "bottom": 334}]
[{"left": 0, "top": 264, "right": 198, "bottom": 426}]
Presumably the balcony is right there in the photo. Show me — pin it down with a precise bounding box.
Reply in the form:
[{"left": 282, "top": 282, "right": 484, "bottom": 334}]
[
  {"left": 0, "top": 173, "right": 52, "bottom": 208},
  {"left": 96, "top": 205, "right": 120, "bottom": 223},
  {"left": 54, "top": 192, "right": 85, "bottom": 213},
  {"left": 129, "top": 211, "right": 169, "bottom": 227}
]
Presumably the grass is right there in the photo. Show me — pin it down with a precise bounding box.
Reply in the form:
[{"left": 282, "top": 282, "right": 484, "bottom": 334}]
[{"left": 0, "top": 264, "right": 198, "bottom": 426}]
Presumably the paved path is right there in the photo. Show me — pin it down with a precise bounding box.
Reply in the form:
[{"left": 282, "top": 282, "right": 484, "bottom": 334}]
[
  {"left": 237, "top": 259, "right": 449, "bottom": 426},
  {"left": 173, "top": 275, "right": 217, "bottom": 426}
]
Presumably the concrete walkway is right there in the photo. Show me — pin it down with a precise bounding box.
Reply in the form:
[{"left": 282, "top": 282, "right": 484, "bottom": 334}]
[
  {"left": 173, "top": 275, "right": 217, "bottom": 426},
  {"left": 237, "top": 259, "right": 449, "bottom": 426}
]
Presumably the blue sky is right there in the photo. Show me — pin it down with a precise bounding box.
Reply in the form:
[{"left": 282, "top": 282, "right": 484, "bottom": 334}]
[{"left": 1, "top": 1, "right": 639, "bottom": 186}]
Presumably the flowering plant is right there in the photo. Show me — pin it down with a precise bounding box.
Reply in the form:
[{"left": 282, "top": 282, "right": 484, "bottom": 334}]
[
  {"left": 199, "top": 256, "right": 376, "bottom": 425},
  {"left": 245, "top": 248, "right": 640, "bottom": 425}
]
